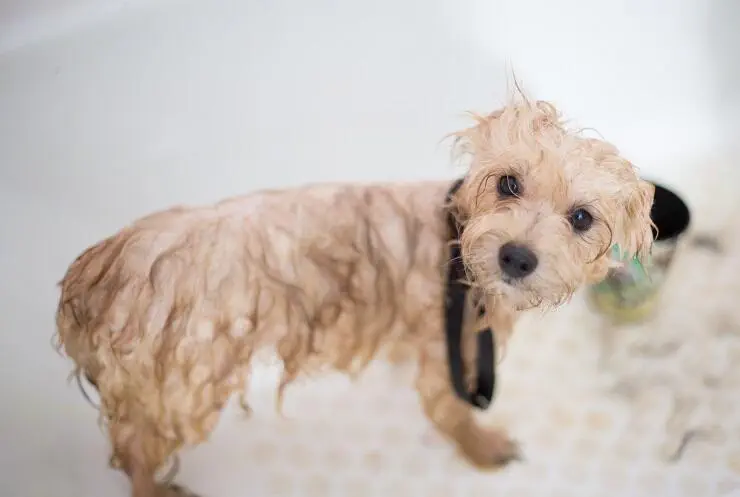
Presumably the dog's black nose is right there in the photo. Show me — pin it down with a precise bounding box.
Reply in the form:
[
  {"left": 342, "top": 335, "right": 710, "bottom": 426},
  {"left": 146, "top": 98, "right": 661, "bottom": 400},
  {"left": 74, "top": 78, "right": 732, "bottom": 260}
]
[{"left": 498, "top": 243, "right": 538, "bottom": 279}]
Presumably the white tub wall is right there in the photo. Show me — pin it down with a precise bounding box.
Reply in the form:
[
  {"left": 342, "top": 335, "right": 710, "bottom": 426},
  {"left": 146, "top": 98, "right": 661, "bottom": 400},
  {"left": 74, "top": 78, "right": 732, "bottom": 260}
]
[
  {"left": 2, "top": 1, "right": 738, "bottom": 214},
  {"left": 3, "top": 0, "right": 737, "bottom": 168},
  {"left": 0, "top": 0, "right": 167, "bottom": 53}
]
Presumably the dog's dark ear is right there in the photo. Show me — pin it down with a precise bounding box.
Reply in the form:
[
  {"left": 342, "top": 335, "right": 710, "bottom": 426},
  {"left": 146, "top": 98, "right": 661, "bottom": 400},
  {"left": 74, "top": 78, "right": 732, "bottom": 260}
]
[{"left": 616, "top": 179, "right": 655, "bottom": 262}]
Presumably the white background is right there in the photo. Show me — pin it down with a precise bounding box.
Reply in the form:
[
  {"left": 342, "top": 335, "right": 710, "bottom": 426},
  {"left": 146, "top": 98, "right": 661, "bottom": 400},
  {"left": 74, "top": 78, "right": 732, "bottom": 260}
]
[{"left": 1, "top": 1, "right": 739, "bottom": 496}]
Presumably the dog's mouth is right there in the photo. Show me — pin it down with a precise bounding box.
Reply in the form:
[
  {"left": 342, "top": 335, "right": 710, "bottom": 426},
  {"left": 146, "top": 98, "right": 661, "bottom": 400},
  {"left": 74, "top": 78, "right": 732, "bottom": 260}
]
[
  {"left": 475, "top": 260, "right": 568, "bottom": 309},
  {"left": 494, "top": 275, "right": 567, "bottom": 310},
  {"left": 492, "top": 275, "right": 527, "bottom": 299},
  {"left": 500, "top": 273, "right": 532, "bottom": 290}
]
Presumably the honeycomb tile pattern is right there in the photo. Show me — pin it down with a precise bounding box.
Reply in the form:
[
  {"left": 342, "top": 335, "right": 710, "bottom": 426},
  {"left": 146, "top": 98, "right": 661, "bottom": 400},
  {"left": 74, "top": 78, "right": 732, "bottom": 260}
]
[{"left": 151, "top": 221, "right": 740, "bottom": 497}]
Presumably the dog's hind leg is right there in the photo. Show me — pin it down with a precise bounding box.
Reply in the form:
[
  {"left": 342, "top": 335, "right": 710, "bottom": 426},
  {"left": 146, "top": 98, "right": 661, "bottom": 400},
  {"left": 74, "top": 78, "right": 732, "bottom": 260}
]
[
  {"left": 103, "top": 362, "right": 242, "bottom": 497},
  {"left": 109, "top": 418, "right": 201, "bottom": 497}
]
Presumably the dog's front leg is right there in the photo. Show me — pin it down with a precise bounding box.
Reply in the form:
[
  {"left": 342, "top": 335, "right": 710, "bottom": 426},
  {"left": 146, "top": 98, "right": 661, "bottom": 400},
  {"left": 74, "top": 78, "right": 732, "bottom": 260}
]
[{"left": 415, "top": 344, "right": 519, "bottom": 469}]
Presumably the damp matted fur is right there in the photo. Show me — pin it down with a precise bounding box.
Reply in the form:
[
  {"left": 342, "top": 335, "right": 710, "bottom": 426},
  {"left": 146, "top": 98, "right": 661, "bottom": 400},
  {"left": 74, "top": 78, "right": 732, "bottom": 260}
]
[{"left": 54, "top": 90, "right": 654, "bottom": 497}]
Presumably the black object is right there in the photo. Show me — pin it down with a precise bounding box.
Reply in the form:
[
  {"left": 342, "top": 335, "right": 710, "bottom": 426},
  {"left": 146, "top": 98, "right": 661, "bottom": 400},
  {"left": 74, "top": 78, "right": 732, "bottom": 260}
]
[
  {"left": 444, "top": 178, "right": 496, "bottom": 410},
  {"left": 650, "top": 182, "right": 691, "bottom": 241}
]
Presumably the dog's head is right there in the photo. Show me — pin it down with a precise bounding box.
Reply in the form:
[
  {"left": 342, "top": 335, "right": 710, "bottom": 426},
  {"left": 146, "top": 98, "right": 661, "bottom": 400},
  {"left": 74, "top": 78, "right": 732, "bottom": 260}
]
[{"left": 451, "top": 98, "right": 654, "bottom": 310}]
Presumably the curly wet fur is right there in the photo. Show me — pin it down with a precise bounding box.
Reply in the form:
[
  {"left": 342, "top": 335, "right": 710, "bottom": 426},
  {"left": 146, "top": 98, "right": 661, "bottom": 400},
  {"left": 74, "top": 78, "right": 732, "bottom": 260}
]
[{"left": 54, "top": 94, "right": 654, "bottom": 497}]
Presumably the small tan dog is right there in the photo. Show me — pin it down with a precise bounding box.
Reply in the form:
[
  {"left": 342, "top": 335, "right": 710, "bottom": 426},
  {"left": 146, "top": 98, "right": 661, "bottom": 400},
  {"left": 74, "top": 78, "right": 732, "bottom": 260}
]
[{"left": 55, "top": 94, "right": 655, "bottom": 497}]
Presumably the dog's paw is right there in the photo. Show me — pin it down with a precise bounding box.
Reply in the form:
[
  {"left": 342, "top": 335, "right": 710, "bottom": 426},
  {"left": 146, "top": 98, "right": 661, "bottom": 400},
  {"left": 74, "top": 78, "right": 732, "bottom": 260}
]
[
  {"left": 457, "top": 426, "right": 522, "bottom": 470},
  {"left": 165, "top": 483, "right": 203, "bottom": 497}
]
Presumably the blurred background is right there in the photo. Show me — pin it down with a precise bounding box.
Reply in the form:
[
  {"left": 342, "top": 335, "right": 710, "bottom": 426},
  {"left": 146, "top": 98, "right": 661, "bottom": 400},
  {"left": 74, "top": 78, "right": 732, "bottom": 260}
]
[{"left": 1, "top": 1, "right": 739, "bottom": 496}]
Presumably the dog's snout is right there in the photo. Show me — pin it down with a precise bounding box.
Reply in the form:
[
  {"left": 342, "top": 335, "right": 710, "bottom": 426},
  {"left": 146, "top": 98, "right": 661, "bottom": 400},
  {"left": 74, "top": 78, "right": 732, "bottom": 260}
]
[{"left": 498, "top": 243, "right": 538, "bottom": 279}]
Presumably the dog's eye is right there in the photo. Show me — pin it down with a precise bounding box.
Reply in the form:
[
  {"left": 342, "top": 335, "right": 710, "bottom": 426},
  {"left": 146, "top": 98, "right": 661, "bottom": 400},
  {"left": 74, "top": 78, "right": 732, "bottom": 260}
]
[
  {"left": 497, "top": 175, "right": 520, "bottom": 197},
  {"left": 569, "top": 208, "right": 593, "bottom": 232}
]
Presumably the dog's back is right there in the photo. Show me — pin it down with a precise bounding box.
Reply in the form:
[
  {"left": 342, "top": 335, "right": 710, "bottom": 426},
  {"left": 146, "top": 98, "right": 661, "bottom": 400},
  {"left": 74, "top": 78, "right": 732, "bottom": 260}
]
[{"left": 54, "top": 183, "right": 448, "bottom": 448}]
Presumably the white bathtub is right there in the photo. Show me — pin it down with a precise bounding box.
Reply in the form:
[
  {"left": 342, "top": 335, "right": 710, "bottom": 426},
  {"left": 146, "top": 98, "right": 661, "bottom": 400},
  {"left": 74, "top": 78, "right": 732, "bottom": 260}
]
[{"left": 1, "top": 1, "right": 739, "bottom": 496}]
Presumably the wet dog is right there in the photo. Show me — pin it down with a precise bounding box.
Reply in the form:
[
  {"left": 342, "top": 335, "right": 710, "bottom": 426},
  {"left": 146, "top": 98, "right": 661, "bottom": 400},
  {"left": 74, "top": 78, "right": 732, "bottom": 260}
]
[{"left": 55, "top": 94, "right": 654, "bottom": 496}]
